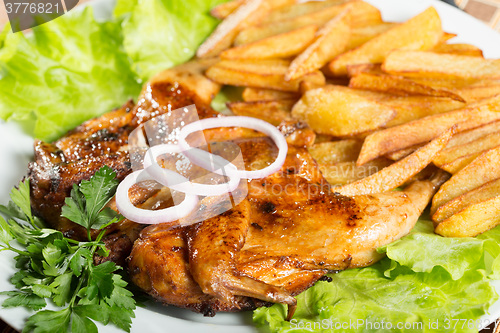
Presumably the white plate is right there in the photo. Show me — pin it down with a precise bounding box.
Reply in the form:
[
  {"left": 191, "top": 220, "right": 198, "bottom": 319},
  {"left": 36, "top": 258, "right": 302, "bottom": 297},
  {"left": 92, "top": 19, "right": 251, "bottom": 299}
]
[{"left": 1, "top": 0, "right": 500, "bottom": 331}]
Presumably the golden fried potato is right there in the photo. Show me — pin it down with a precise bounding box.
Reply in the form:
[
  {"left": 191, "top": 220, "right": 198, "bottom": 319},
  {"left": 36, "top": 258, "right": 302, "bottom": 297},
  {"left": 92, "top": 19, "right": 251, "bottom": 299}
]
[
  {"left": 197, "top": 0, "right": 293, "bottom": 57},
  {"left": 433, "top": 178, "right": 500, "bottom": 223},
  {"left": 226, "top": 99, "right": 295, "bottom": 125},
  {"left": 346, "top": 63, "right": 384, "bottom": 77},
  {"left": 242, "top": 87, "right": 298, "bottom": 102},
  {"left": 348, "top": 73, "right": 465, "bottom": 102},
  {"left": 328, "top": 7, "right": 443, "bottom": 76},
  {"left": 404, "top": 77, "right": 500, "bottom": 102},
  {"left": 435, "top": 196, "right": 500, "bottom": 237},
  {"left": 332, "top": 88, "right": 464, "bottom": 126},
  {"left": 382, "top": 50, "right": 500, "bottom": 79},
  {"left": 291, "top": 85, "right": 395, "bottom": 137},
  {"left": 432, "top": 43, "right": 484, "bottom": 57},
  {"left": 346, "top": 23, "right": 398, "bottom": 50},
  {"left": 357, "top": 95, "right": 500, "bottom": 165},
  {"left": 234, "top": 1, "right": 381, "bottom": 45},
  {"left": 221, "top": 25, "right": 318, "bottom": 60},
  {"left": 431, "top": 146, "right": 500, "bottom": 214},
  {"left": 446, "top": 120, "right": 500, "bottom": 148},
  {"left": 383, "top": 96, "right": 465, "bottom": 127},
  {"left": 258, "top": 0, "right": 349, "bottom": 24},
  {"left": 210, "top": 0, "right": 244, "bottom": 19},
  {"left": 433, "top": 132, "right": 500, "bottom": 174},
  {"left": 439, "top": 32, "right": 457, "bottom": 43},
  {"left": 308, "top": 139, "right": 363, "bottom": 165},
  {"left": 335, "top": 127, "right": 454, "bottom": 196},
  {"left": 455, "top": 82, "right": 500, "bottom": 103},
  {"left": 286, "top": 9, "right": 350, "bottom": 81},
  {"left": 206, "top": 59, "right": 325, "bottom": 92},
  {"left": 385, "top": 145, "right": 422, "bottom": 161}
]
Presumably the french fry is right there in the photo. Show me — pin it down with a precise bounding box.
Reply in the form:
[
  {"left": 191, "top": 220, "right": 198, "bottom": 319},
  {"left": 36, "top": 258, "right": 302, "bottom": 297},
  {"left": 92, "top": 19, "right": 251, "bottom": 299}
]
[
  {"left": 286, "top": 9, "right": 351, "bottom": 81},
  {"left": 406, "top": 77, "right": 500, "bottom": 102},
  {"left": 432, "top": 43, "right": 484, "bottom": 57},
  {"left": 226, "top": 99, "right": 295, "bottom": 125},
  {"left": 242, "top": 87, "right": 298, "bottom": 102},
  {"left": 435, "top": 195, "right": 500, "bottom": 237},
  {"left": 433, "top": 178, "right": 500, "bottom": 223},
  {"left": 291, "top": 85, "right": 396, "bottom": 137},
  {"left": 234, "top": 1, "right": 381, "bottom": 45},
  {"left": 383, "top": 96, "right": 465, "bottom": 126},
  {"left": 385, "top": 145, "right": 421, "bottom": 161},
  {"left": 205, "top": 59, "right": 326, "bottom": 92},
  {"left": 383, "top": 50, "right": 500, "bottom": 79},
  {"left": 346, "top": 23, "right": 398, "bottom": 50},
  {"left": 409, "top": 77, "right": 478, "bottom": 90},
  {"left": 439, "top": 32, "right": 457, "bottom": 43},
  {"left": 348, "top": 73, "right": 465, "bottom": 102},
  {"left": 210, "top": 0, "right": 244, "bottom": 19},
  {"left": 433, "top": 132, "right": 500, "bottom": 173},
  {"left": 320, "top": 158, "right": 392, "bottom": 186},
  {"left": 221, "top": 25, "right": 318, "bottom": 60},
  {"left": 431, "top": 146, "right": 500, "bottom": 214},
  {"left": 455, "top": 83, "right": 500, "bottom": 103},
  {"left": 259, "top": 0, "right": 350, "bottom": 24},
  {"left": 446, "top": 120, "right": 500, "bottom": 148},
  {"left": 328, "top": 7, "right": 443, "bottom": 76},
  {"left": 335, "top": 127, "right": 454, "bottom": 196},
  {"left": 197, "top": 0, "right": 293, "bottom": 58},
  {"left": 437, "top": 155, "right": 481, "bottom": 174},
  {"left": 346, "top": 63, "right": 383, "bottom": 77},
  {"left": 308, "top": 139, "right": 363, "bottom": 165},
  {"left": 335, "top": 88, "right": 464, "bottom": 126},
  {"left": 357, "top": 95, "right": 500, "bottom": 165}
]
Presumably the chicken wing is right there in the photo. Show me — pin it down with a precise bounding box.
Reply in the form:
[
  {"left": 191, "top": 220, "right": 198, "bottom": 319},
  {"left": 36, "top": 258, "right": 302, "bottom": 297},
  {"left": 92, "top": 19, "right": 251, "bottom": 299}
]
[{"left": 129, "top": 137, "right": 439, "bottom": 315}]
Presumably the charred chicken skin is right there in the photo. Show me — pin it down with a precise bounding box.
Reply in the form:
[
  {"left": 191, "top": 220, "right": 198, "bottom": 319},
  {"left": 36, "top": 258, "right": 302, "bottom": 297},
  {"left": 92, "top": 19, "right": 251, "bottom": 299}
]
[{"left": 29, "top": 60, "right": 440, "bottom": 316}]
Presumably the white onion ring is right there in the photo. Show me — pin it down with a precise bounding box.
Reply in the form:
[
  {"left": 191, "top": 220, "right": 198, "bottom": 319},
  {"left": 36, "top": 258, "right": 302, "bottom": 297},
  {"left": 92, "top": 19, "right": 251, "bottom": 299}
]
[
  {"left": 178, "top": 116, "right": 288, "bottom": 180},
  {"left": 116, "top": 170, "right": 198, "bottom": 224},
  {"left": 143, "top": 144, "right": 241, "bottom": 196}
]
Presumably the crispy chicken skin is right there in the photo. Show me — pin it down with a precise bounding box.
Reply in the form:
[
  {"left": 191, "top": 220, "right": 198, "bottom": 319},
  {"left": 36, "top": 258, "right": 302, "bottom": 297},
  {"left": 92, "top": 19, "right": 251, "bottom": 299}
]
[{"left": 29, "top": 60, "right": 439, "bottom": 316}]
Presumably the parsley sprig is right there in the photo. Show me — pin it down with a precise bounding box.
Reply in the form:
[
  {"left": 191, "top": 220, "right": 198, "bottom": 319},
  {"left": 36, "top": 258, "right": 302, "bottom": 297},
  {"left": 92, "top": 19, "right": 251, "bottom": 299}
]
[{"left": 0, "top": 166, "right": 136, "bottom": 333}]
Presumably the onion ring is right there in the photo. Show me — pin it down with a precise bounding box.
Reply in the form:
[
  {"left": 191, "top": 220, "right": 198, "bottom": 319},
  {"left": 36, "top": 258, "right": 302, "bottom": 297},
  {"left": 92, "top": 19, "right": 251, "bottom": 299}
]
[
  {"left": 115, "top": 170, "right": 199, "bottom": 224},
  {"left": 143, "top": 144, "right": 241, "bottom": 196},
  {"left": 178, "top": 116, "right": 288, "bottom": 180}
]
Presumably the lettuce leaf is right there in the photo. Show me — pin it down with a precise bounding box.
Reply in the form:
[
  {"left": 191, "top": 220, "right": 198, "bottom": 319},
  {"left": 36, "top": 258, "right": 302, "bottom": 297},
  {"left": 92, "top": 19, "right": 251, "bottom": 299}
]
[
  {"left": 114, "top": 0, "right": 227, "bottom": 81},
  {"left": 380, "top": 220, "right": 500, "bottom": 280},
  {"left": 0, "top": 0, "right": 229, "bottom": 142},
  {"left": 254, "top": 221, "right": 500, "bottom": 333},
  {"left": 0, "top": 8, "right": 141, "bottom": 142}
]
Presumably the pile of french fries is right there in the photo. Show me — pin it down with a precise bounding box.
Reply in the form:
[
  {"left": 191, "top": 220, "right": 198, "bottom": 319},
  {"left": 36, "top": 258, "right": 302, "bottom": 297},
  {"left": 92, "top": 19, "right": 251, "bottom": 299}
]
[{"left": 197, "top": 0, "right": 500, "bottom": 238}]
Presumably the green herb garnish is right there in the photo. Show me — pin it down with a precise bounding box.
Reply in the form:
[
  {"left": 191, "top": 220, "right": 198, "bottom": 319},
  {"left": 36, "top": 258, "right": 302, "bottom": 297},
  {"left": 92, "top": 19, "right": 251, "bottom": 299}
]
[{"left": 0, "top": 166, "right": 136, "bottom": 333}]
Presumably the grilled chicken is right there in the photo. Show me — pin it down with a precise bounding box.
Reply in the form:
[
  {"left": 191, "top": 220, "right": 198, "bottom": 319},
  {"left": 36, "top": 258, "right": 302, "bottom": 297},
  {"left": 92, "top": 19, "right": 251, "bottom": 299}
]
[
  {"left": 29, "top": 59, "right": 440, "bottom": 317},
  {"left": 128, "top": 137, "right": 440, "bottom": 315}
]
